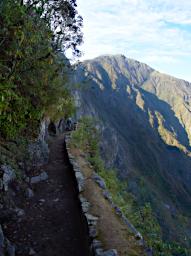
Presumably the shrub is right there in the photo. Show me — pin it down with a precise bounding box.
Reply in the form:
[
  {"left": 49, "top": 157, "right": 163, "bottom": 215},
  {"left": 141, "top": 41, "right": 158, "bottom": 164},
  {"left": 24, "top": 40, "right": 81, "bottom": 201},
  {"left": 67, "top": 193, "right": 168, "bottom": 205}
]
[{"left": 71, "top": 116, "right": 100, "bottom": 154}]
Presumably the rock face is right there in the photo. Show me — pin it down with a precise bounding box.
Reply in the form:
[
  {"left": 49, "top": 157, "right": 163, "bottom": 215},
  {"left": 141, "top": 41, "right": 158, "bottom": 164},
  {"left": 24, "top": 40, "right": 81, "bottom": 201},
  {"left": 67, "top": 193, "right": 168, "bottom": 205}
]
[
  {"left": 1, "top": 165, "right": 16, "bottom": 192},
  {"left": 28, "top": 119, "right": 50, "bottom": 168},
  {"left": 75, "top": 54, "right": 191, "bottom": 245},
  {"left": 0, "top": 118, "right": 52, "bottom": 256}
]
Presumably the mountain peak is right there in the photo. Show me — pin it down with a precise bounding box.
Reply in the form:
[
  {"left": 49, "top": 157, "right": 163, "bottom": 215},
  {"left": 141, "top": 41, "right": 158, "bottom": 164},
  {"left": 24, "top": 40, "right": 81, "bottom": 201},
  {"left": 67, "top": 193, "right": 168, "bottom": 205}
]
[
  {"left": 83, "top": 54, "right": 154, "bottom": 88},
  {"left": 91, "top": 54, "right": 153, "bottom": 70}
]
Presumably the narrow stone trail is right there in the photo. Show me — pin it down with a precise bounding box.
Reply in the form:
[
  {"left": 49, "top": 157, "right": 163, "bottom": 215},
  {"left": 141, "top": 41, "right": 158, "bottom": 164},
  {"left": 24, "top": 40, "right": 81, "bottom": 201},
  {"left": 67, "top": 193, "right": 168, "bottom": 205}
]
[{"left": 7, "top": 136, "right": 91, "bottom": 256}]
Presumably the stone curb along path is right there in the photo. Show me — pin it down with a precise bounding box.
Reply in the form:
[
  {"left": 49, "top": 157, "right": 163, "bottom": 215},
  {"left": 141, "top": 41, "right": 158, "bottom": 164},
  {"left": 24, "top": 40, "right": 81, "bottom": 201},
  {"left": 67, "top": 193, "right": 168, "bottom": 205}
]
[
  {"left": 91, "top": 173, "right": 143, "bottom": 242},
  {"left": 65, "top": 133, "right": 148, "bottom": 256},
  {"left": 65, "top": 134, "right": 119, "bottom": 256}
]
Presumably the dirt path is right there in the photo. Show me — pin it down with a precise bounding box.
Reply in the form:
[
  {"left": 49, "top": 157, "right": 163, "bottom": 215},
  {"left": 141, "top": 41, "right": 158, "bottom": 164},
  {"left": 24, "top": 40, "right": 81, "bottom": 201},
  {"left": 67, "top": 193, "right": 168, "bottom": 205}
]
[{"left": 6, "top": 136, "right": 91, "bottom": 256}]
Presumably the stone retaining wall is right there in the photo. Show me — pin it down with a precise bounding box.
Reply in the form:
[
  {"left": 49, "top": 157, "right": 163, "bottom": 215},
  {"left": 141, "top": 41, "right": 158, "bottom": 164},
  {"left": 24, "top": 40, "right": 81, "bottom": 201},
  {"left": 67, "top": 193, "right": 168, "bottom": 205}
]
[
  {"left": 65, "top": 133, "right": 151, "bottom": 256},
  {"left": 65, "top": 134, "right": 119, "bottom": 256}
]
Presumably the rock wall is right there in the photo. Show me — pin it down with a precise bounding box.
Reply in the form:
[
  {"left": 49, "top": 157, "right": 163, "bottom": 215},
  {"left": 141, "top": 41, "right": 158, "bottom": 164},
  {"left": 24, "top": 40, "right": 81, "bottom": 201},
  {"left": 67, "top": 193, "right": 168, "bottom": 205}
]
[
  {"left": 65, "top": 134, "right": 118, "bottom": 256},
  {"left": 0, "top": 119, "right": 51, "bottom": 256}
]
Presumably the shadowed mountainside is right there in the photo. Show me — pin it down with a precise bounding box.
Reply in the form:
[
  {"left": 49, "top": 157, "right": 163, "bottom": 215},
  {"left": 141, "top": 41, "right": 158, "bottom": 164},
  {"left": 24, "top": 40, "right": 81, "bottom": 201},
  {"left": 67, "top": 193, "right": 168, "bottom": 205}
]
[{"left": 74, "top": 54, "right": 191, "bottom": 246}]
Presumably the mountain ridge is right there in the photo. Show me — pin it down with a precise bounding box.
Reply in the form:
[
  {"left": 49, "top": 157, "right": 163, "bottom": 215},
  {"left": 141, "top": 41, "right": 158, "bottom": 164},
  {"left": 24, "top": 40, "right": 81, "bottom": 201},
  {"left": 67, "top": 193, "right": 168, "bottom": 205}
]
[{"left": 83, "top": 54, "right": 191, "bottom": 84}]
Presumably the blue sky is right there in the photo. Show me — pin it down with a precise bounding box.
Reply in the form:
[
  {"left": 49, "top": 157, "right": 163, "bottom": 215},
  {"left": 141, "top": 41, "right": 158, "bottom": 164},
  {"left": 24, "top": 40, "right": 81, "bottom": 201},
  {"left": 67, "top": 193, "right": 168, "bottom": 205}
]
[{"left": 76, "top": 0, "right": 191, "bottom": 82}]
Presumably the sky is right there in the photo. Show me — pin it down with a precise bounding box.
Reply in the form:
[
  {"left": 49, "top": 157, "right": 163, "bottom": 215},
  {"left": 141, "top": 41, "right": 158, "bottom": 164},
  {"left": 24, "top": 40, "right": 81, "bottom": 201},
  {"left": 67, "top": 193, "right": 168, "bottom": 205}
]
[{"left": 76, "top": 0, "right": 191, "bottom": 82}]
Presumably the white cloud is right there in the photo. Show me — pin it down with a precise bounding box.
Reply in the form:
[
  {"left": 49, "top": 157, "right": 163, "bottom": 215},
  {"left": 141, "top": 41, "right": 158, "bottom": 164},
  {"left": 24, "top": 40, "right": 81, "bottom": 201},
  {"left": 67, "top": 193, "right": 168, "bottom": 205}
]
[{"left": 75, "top": 0, "right": 191, "bottom": 81}]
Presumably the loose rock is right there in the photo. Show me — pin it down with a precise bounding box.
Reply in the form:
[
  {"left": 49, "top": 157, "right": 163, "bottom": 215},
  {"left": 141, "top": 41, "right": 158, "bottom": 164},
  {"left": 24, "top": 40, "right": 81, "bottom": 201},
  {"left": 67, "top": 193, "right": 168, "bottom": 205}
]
[
  {"left": 95, "top": 249, "right": 119, "bottom": 256},
  {"left": 29, "top": 248, "right": 36, "bottom": 255},
  {"left": 6, "top": 239, "right": 15, "bottom": 256},
  {"left": 114, "top": 206, "right": 122, "bottom": 216},
  {"left": 79, "top": 196, "right": 90, "bottom": 213},
  {"left": 26, "top": 188, "right": 34, "bottom": 198},
  {"left": 102, "top": 190, "right": 112, "bottom": 202},
  {"left": 92, "top": 173, "right": 106, "bottom": 189},
  {"left": 102, "top": 249, "right": 118, "bottom": 256},
  {"left": 92, "top": 239, "right": 102, "bottom": 250},
  {"left": 89, "top": 225, "right": 97, "bottom": 238},
  {"left": 30, "top": 171, "right": 48, "bottom": 184},
  {"left": 39, "top": 199, "right": 45, "bottom": 203},
  {"left": 95, "top": 248, "right": 104, "bottom": 256},
  {"left": 85, "top": 213, "right": 98, "bottom": 226},
  {"left": 75, "top": 171, "right": 85, "bottom": 192},
  {"left": 15, "top": 208, "right": 25, "bottom": 217},
  {"left": 1, "top": 165, "right": 16, "bottom": 191},
  {"left": 81, "top": 201, "right": 90, "bottom": 213}
]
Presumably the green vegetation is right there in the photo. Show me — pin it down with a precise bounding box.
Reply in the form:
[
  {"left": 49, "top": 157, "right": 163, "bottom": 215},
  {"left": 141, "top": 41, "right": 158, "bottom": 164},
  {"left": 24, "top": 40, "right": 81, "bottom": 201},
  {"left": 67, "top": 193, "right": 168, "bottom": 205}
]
[
  {"left": 0, "top": 0, "right": 81, "bottom": 139},
  {"left": 71, "top": 116, "right": 99, "bottom": 155},
  {"left": 71, "top": 117, "right": 189, "bottom": 256}
]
